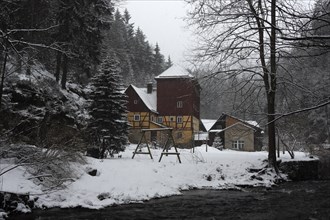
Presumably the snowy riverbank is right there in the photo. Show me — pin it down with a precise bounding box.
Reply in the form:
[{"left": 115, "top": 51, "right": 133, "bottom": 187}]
[{"left": 0, "top": 145, "right": 315, "bottom": 210}]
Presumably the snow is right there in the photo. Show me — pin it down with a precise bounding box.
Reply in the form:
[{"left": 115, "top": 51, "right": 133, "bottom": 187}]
[
  {"left": 130, "top": 85, "right": 157, "bottom": 113},
  {"left": 201, "top": 119, "right": 217, "bottom": 131},
  {"left": 0, "top": 145, "right": 317, "bottom": 210},
  {"left": 0, "top": 163, "right": 42, "bottom": 195},
  {"left": 17, "top": 64, "right": 55, "bottom": 83},
  {"left": 245, "top": 120, "right": 260, "bottom": 128},
  {"left": 0, "top": 212, "right": 8, "bottom": 219},
  {"left": 155, "top": 64, "right": 194, "bottom": 79}
]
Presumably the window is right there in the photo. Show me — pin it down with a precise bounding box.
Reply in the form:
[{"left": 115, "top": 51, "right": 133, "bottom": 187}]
[
  {"left": 177, "top": 116, "right": 183, "bottom": 124},
  {"left": 134, "top": 100, "right": 138, "bottom": 104},
  {"left": 157, "top": 116, "right": 163, "bottom": 124},
  {"left": 177, "top": 101, "right": 183, "bottom": 108},
  {"left": 232, "top": 140, "right": 244, "bottom": 150},
  {"left": 170, "top": 116, "right": 175, "bottom": 122},
  {"left": 134, "top": 114, "right": 140, "bottom": 121},
  {"left": 177, "top": 132, "right": 183, "bottom": 139},
  {"left": 151, "top": 115, "right": 155, "bottom": 122}
]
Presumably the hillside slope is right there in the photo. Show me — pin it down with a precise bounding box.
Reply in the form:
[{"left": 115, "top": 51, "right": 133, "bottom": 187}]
[{"left": 0, "top": 62, "right": 90, "bottom": 150}]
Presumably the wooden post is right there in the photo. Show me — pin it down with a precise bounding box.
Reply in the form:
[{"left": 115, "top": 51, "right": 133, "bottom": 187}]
[
  {"left": 159, "top": 129, "right": 181, "bottom": 163},
  {"left": 132, "top": 128, "right": 181, "bottom": 163},
  {"left": 132, "top": 130, "right": 153, "bottom": 159}
]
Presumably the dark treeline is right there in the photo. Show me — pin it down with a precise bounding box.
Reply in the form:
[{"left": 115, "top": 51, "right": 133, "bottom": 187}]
[
  {"left": 106, "top": 9, "right": 172, "bottom": 87},
  {"left": 0, "top": 0, "right": 172, "bottom": 90},
  {"left": 276, "top": 0, "right": 330, "bottom": 146}
]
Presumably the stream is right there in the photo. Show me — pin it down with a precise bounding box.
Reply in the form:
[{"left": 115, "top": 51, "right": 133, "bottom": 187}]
[{"left": 9, "top": 180, "right": 330, "bottom": 220}]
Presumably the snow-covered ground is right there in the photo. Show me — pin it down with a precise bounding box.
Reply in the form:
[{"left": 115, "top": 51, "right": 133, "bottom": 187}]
[{"left": 0, "top": 145, "right": 315, "bottom": 210}]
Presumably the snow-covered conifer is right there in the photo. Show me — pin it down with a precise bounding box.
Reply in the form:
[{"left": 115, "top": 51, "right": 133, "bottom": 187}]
[{"left": 88, "top": 54, "right": 128, "bottom": 158}]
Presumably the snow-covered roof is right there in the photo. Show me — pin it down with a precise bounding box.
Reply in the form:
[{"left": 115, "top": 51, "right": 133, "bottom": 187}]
[
  {"left": 245, "top": 120, "right": 260, "bottom": 128},
  {"left": 155, "top": 64, "right": 194, "bottom": 79},
  {"left": 201, "top": 119, "right": 217, "bottom": 131},
  {"left": 209, "top": 129, "right": 223, "bottom": 133},
  {"left": 130, "top": 85, "right": 157, "bottom": 113},
  {"left": 220, "top": 113, "right": 262, "bottom": 130},
  {"left": 210, "top": 122, "right": 256, "bottom": 133}
]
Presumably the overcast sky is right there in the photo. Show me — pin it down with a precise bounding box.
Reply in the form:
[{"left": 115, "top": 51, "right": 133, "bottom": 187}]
[
  {"left": 120, "top": 0, "right": 194, "bottom": 64},
  {"left": 120, "top": 0, "right": 316, "bottom": 65}
]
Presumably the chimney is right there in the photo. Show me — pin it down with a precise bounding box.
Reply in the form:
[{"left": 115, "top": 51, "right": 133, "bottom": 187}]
[{"left": 147, "top": 82, "right": 153, "bottom": 94}]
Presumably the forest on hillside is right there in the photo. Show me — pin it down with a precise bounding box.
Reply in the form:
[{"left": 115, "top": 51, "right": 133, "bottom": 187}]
[
  {"left": 0, "top": 0, "right": 171, "bottom": 90},
  {"left": 0, "top": 0, "right": 173, "bottom": 158}
]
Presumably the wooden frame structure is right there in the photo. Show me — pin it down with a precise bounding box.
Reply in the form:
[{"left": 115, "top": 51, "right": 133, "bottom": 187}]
[
  {"left": 132, "top": 128, "right": 181, "bottom": 163},
  {"left": 131, "top": 129, "right": 154, "bottom": 159}
]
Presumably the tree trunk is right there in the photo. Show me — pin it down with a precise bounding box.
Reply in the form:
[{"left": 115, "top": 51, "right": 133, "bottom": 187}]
[
  {"left": 269, "top": 0, "right": 278, "bottom": 170},
  {"left": 267, "top": 91, "right": 277, "bottom": 170},
  {"left": 61, "top": 54, "right": 68, "bottom": 89},
  {"left": 0, "top": 43, "right": 8, "bottom": 109},
  {"left": 55, "top": 51, "right": 62, "bottom": 82}
]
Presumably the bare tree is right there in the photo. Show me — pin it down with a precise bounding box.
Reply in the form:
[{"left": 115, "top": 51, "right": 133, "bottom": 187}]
[{"left": 186, "top": 0, "right": 326, "bottom": 170}]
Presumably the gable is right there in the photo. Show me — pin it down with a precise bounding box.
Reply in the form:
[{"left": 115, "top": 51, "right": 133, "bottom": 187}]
[
  {"left": 223, "top": 122, "right": 256, "bottom": 132},
  {"left": 210, "top": 113, "right": 262, "bottom": 132},
  {"left": 125, "top": 85, "right": 157, "bottom": 113}
]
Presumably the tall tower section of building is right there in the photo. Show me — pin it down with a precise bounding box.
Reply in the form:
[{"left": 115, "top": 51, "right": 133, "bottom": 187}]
[{"left": 155, "top": 65, "right": 200, "bottom": 147}]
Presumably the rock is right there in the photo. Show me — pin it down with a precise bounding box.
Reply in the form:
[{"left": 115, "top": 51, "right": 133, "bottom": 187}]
[
  {"left": 0, "top": 192, "right": 32, "bottom": 213},
  {"left": 313, "top": 149, "right": 330, "bottom": 179},
  {"left": 250, "top": 175, "right": 264, "bottom": 181},
  {"left": 88, "top": 169, "right": 98, "bottom": 176},
  {"left": 86, "top": 167, "right": 99, "bottom": 176},
  {"left": 279, "top": 160, "right": 319, "bottom": 181},
  {"left": 0, "top": 211, "right": 8, "bottom": 219},
  {"left": 203, "top": 174, "right": 214, "bottom": 181},
  {"left": 1, "top": 70, "right": 89, "bottom": 150},
  {"left": 97, "top": 193, "right": 111, "bottom": 201}
]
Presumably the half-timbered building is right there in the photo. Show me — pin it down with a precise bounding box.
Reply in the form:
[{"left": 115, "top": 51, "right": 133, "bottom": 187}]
[{"left": 125, "top": 65, "right": 201, "bottom": 147}]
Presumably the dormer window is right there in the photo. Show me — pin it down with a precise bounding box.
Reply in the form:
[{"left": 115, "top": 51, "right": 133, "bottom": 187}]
[
  {"left": 134, "top": 100, "right": 138, "bottom": 104},
  {"left": 177, "top": 101, "right": 183, "bottom": 108}
]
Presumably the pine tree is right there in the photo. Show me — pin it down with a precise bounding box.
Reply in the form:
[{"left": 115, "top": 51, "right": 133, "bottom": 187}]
[
  {"left": 152, "top": 43, "right": 165, "bottom": 75},
  {"left": 55, "top": 0, "right": 113, "bottom": 88},
  {"left": 101, "top": 9, "right": 169, "bottom": 86},
  {"left": 88, "top": 54, "right": 128, "bottom": 158},
  {"left": 165, "top": 56, "right": 173, "bottom": 69}
]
